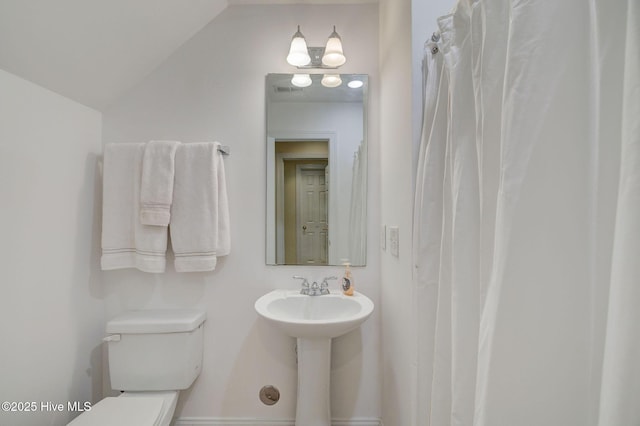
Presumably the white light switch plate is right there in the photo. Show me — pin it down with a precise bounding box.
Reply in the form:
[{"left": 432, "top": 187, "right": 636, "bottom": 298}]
[{"left": 389, "top": 226, "right": 399, "bottom": 257}]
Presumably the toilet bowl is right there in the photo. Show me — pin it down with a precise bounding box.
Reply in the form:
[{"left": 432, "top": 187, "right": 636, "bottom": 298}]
[{"left": 68, "top": 309, "right": 205, "bottom": 426}]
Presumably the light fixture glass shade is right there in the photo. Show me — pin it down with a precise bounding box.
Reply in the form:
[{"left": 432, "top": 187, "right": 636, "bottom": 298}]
[
  {"left": 321, "top": 74, "right": 342, "bottom": 88},
  {"left": 287, "top": 26, "right": 311, "bottom": 67},
  {"left": 347, "top": 80, "right": 364, "bottom": 89},
  {"left": 322, "top": 26, "right": 346, "bottom": 67},
  {"left": 291, "top": 74, "right": 312, "bottom": 87}
]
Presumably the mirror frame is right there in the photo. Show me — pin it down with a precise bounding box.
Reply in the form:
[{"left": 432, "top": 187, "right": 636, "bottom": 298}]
[{"left": 265, "top": 73, "right": 368, "bottom": 266}]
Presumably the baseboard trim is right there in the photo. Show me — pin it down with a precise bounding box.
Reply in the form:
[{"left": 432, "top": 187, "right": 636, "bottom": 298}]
[{"left": 174, "top": 417, "right": 382, "bottom": 426}]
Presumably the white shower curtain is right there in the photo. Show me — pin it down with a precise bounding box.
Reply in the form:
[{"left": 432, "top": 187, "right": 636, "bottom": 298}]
[
  {"left": 349, "top": 141, "right": 367, "bottom": 265},
  {"left": 413, "top": 0, "right": 640, "bottom": 425}
]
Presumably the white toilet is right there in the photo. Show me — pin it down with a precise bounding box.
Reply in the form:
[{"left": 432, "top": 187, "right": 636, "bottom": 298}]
[{"left": 69, "top": 309, "right": 206, "bottom": 426}]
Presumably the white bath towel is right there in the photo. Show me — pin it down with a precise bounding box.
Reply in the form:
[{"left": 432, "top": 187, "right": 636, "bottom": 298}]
[
  {"left": 140, "top": 140, "right": 181, "bottom": 226},
  {"left": 101, "top": 143, "right": 168, "bottom": 273},
  {"left": 170, "top": 142, "right": 230, "bottom": 272}
]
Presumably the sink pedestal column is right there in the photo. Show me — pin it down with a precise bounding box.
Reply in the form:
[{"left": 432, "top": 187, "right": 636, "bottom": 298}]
[{"left": 295, "top": 337, "right": 332, "bottom": 426}]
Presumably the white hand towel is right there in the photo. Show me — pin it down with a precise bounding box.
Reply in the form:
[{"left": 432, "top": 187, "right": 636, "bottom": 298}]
[
  {"left": 170, "top": 142, "right": 231, "bottom": 272},
  {"left": 140, "top": 140, "right": 181, "bottom": 226},
  {"left": 101, "top": 143, "right": 168, "bottom": 273}
]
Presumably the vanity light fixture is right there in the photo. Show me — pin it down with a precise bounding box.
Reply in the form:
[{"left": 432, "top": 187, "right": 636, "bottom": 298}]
[
  {"left": 286, "top": 25, "right": 347, "bottom": 69},
  {"left": 347, "top": 79, "right": 364, "bottom": 89},
  {"left": 291, "top": 74, "right": 312, "bottom": 88},
  {"left": 287, "top": 26, "right": 311, "bottom": 67},
  {"left": 321, "top": 74, "right": 342, "bottom": 88},
  {"left": 322, "top": 26, "right": 346, "bottom": 67}
]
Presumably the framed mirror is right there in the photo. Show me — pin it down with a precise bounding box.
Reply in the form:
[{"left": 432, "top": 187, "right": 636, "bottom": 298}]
[{"left": 266, "top": 73, "right": 368, "bottom": 266}]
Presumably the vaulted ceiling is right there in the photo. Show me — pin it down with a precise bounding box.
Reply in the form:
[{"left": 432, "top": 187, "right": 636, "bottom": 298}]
[
  {"left": 0, "top": 0, "right": 375, "bottom": 111},
  {"left": 0, "top": 0, "right": 231, "bottom": 110}
]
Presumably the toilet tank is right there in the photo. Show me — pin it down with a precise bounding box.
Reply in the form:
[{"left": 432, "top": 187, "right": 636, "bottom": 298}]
[{"left": 105, "top": 309, "right": 206, "bottom": 391}]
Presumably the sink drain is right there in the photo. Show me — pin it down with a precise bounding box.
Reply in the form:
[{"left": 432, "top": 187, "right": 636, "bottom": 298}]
[{"left": 259, "top": 385, "right": 280, "bottom": 405}]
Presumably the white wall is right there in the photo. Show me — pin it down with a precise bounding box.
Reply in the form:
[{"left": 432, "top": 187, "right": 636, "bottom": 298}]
[
  {"left": 102, "top": 4, "right": 381, "bottom": 423},
  {"left": 378, "top": 0, "right": 417, "bottom": 424},
  {"left": 0, "top": 69, "right": 104, "bottom": 425},
  {"left": 378, "top": 0, "right": 453, "bottom": 425}
]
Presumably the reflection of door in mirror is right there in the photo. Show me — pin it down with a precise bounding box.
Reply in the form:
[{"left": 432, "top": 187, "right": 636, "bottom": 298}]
[
  {"left": 296, "top": 164, "right": 328, "bottom": 265},
  {"left": 275, "top": 140, "right": 329, "bottom": 264}
]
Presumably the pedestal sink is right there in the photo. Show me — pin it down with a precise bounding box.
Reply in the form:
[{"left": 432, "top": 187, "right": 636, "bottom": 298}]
[{"left": 254, "top": 289, "right": 374, "bottom": 426}]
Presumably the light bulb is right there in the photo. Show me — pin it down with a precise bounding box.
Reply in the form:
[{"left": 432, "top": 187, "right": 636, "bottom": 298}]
[
  {"left": 291, "top": 74, "right": 312, "bottom": 87},
  {"left": 287, "top": 26, "right": 311, "bottom": 67},
  {"left": 322, "top": 26, "right": 346, "bottom": 67},
  {"left": 321, "top": 74, "right": 342, "bottom": 88}
]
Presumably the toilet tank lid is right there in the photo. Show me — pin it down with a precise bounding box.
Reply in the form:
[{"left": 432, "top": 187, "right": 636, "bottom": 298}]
[{"left": 106, "top": 309, "right": 206, "bottom": 334}]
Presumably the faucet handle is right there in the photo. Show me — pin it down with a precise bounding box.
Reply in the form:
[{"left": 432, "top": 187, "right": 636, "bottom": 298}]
[
  {"left": 293, "top": 275, "right": 310, "bottom": 294},
  {"left": 321, "top": 276, "right": 338, "bottom": 285},
  {"left": 320, "top": 276, "right": 338, "bottom": 294}
]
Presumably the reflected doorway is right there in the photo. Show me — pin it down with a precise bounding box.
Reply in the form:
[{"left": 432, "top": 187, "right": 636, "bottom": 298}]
[{"left": 275, "top": 140, "right": 329, "bottom": 265}]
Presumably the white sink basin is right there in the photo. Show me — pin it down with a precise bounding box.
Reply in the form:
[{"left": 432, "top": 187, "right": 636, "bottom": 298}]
[
  {"left": 254, "top": 289, "right": 374, "bottom": 339},
  {"left": 255, "top": 289, "right": 374, "bottom": 425}
]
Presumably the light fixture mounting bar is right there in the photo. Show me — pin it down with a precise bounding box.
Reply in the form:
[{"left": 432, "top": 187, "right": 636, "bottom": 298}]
[{"left": 295, "top": 47, "right": 339, "bottom": 69}]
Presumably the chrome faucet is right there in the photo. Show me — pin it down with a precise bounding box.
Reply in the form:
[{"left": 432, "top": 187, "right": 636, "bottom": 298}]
[{"left": 294, "top": 275, "right": 337, "bottom": 296}]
